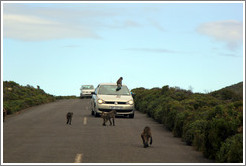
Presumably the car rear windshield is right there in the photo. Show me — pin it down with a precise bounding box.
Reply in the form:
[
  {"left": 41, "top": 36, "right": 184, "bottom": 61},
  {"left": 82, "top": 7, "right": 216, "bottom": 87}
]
[
  {"left": 98, "top": 85, "right": 130, "bottom": 95},
  {"left": 82, "top": 85, "right": 94, "bottom": 89}
]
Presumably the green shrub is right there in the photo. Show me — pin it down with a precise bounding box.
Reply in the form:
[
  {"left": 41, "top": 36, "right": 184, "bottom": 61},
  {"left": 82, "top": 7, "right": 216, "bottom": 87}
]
[
  {"left": 216, "top": 133, "right": 243, "bottom": 163},
  {"left": 165, "top": 109, "right": 177, "bottom": 131},
  {"left": 132, "top": 83, "right": 243, "bottom": 163},
  {"left": 153, "top": 105, "right": 164, "bottom": 123},
  {"left": 173, "top": 111, "right": 189, "bottom": 137},
  {"left": 204, "top": 117, "right": 238, "bottom": 159},
  {"left": 182, "top": 119, "right": 207, "bottom": 146},
  {"left": 182, "top": 122, "right": 194, "bottom": 145},
  {"left": 192, "top": 120, "right": 208, "bottom": 152},
  {"left": 3, "top": 81, "right": 57, "bottom": 114},
  {"left": 146, "top": 99, "right": 159, "bottom": 117}
]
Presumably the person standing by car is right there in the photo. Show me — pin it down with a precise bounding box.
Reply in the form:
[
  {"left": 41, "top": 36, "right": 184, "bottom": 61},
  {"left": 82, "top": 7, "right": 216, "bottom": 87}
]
[{"left": 116, "top": 77, "right": 123, "bottom": 91}]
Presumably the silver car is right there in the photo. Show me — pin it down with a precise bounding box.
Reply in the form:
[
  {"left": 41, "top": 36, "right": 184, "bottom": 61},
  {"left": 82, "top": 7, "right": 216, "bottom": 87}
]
[
  {"left": 91, "top": 83, "right": 135, "bottom": 118},
  {"left": 80, "top": 85, "right": 95, "bottom": 98}
]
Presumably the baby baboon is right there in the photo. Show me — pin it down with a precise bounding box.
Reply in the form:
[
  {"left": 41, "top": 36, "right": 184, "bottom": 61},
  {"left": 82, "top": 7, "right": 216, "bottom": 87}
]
[
  {"left": 101, "top": 110, "right": 117, "bottom": 126},
  {"left": 141, "top": 126, "right": 153, "bottom": 148},
  {"left": 66, "top": 112, "right": 73, "bottom": 125}
]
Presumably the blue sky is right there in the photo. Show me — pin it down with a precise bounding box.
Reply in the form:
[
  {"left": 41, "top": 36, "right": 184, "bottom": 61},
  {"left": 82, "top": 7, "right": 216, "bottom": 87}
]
[{"left": 2, "top": 1, "right": 244, "bottom": 96}]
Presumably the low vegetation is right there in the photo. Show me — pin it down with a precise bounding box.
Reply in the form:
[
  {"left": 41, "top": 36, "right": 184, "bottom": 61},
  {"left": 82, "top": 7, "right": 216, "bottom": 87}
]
[
  {"left": 3, "top": 81, "right": 77, "bottom": 115},
  {"left": 132, "top": 82, "right": 243, "bottom": 163}
]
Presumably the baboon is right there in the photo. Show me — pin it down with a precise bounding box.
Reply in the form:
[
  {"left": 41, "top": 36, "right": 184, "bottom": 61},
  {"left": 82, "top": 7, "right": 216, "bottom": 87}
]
[
  {"left": 66, "top": 112, "right": 73, "bottom": 125},
  {"left": 116, "top": 77, "right": 123, "bottom": 91},
  {"left": 3, "top": 108, "right": 6, "bottom": 122},
  {"left": 141, "top": 126, "right": 153, "bottom": 148},
  {"left": 101, "top": 110, "right": 117, "bottom": 126}
]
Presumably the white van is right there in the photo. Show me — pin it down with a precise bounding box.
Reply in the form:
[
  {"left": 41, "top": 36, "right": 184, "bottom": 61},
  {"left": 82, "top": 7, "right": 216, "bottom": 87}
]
[{"left": 80, "top": 85, "right": 95, "bottom": 98}]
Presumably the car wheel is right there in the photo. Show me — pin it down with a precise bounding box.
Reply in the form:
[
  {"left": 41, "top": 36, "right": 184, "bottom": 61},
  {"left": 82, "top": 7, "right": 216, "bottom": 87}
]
[
  {"left": 129, "top": 113, "right": 134, "bottom": 118},
  {"left": 95, "top": 112, "right": 100, "bottom": 117},
  {"left": 90, "top": 103, "right": 94, "bottom": 115}
]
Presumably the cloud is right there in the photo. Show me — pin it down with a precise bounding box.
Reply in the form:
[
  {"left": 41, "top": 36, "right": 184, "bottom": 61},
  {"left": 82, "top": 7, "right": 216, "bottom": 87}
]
[
  {"left": 3, "top": 14, "right": 101, "bottom": 41},
  {"left": 2, "top": 4, "right": 121, "bottom": 41},
  {"left": 124, "top": 48, "right": 176, "bottom": 54},
  {"left": 124, "top": 20, "right": 140, "bottom": 28},
  {"left": 3, "top": 3, "right": 145, "bottom": 41},
  {"left": 197, "top": 20, "right": 243, "bottom": 51},
  {"left": 148, "top": 19, "right": 165, "bottom": 32},
  {"left": 62, "top": 45, "right": 81, "bottom": 48},
  {"left": 99, "top": 20, "right": 141, "bottom": 29},
  {"left": 218, "top": 53, "right": 239, "bottom": 57}
]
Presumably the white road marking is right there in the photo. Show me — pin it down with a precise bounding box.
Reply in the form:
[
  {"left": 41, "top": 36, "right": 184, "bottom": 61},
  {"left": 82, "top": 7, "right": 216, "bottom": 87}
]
[
  {"left": 74, "top": 153, "right": 83, "bottom": 163},
  {"left": 83, "top": 117, "right": 87, "bottom": 125}
]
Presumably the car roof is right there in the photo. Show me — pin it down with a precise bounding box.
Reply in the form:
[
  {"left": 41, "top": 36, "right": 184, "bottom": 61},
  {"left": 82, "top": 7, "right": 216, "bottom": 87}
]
[
  {"left": 81, "top": 85, "right": 94, "bottom": 88},
  {"left": 98, "top": 83, "right": 126, "bottom": 86}
]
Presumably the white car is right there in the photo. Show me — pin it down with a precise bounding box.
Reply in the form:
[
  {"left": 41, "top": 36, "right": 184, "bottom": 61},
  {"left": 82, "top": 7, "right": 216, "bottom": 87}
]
[
  {"left": 80, "top": 85, "right": 95, "bottom": 98},
  {"left": 91, "top": 83, "right": 135, "bottom": 118}
]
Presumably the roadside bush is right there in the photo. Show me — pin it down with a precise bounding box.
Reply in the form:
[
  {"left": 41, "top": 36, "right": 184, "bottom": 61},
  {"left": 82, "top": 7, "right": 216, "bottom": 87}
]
[
  {"left": 163, "top": 101, "right": 184, "bottom": 131},
  {"left": 182, "top": 119, "right": 207, "bottom": 146},
  {"left": 152, "top": 105, "right": 164, "bottom": 123},
  {"left": 3, "top": 81, "right": 57, "bottom": 114},
  {"left": 137, "top": 100, "right": 149, "bottom": 113},
  {"left": 192, "top": 120, "right": 208, "bottom": 152},
  {"left": 204, "top": 117, "right": 238, "bottom": 159},
  {"left": 165, "top": 108, "right": 178, "bottom": 131},
  {"left": 146, "top": 99, "right": 159, "bottom": 117},
  {"left": 55, "top": 95, "right": 77, "bottom": 100},
  {"left": 4, "top": 100, "right": 27, "bottom": 114},
  {"left": 173, "top": 110, "right": 189, "bottom": 137},
  {"left": 132, "top": 83, "right": 243, "bottom": 163},
  {"left": 216, "top": 133, "right": 243, "bottom": 163}
]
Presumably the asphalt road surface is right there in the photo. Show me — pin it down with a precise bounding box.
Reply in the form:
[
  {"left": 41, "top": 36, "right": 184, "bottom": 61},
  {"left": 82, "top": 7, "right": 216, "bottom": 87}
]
[{"left": 3, "top": 99, "right": 213, "bottom": 163}]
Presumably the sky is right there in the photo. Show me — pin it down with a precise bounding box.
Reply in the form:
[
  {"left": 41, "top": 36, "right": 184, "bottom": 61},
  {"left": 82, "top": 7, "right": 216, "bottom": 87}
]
[{"left": 1, "top": 1, "right": 245, "bottom": 96}]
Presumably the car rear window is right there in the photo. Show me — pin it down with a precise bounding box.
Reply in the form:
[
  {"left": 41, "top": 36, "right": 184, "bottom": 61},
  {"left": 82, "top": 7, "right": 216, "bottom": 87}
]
[{"left": 98, "top": 85, "right": 130, "bottom": 95}]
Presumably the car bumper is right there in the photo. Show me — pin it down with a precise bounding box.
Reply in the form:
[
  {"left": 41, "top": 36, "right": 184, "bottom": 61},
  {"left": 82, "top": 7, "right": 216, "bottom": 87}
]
[
  {"left": 96, "top": 104, "right": 135, "bottom": 115},
  {"left": 80, "top": 94, "right": 93, "bottom": 98}
]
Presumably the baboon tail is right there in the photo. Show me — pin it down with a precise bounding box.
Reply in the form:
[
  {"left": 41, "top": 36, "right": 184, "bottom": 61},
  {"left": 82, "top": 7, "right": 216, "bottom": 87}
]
[{"left": 150, "top": 137, "right": 152, "bottom": 145}]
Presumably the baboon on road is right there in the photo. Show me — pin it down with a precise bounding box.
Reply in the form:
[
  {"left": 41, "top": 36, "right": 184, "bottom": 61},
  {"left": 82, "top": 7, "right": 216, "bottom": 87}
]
[
  {"left": 101, "top": 110, "right": 117, "bottom": 126},
  {"left": 66, "top": 112, "right": 73, "bottom": 125},
  {"left": 141, "top": 126, "right": 153, "bottom": 148}
]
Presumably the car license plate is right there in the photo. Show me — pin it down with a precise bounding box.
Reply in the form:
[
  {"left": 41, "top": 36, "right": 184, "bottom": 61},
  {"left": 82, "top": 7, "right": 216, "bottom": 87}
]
[{"left": 110, "top": 106, "right": 122, "bottom": 110}]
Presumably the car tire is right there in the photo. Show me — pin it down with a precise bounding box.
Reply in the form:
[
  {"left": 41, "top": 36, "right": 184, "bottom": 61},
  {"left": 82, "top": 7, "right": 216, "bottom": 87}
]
[
  {"left": 95, "top": 112, "right": 100, "bottom": 117},
  {"left": 129, "top": 113, "right": 134, "bottom": 118}
]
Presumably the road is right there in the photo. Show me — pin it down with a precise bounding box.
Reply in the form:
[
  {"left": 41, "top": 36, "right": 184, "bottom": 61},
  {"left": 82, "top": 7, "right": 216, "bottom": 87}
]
[{"left": 3, "top": 99, "right": 213, "bottom": 163}]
